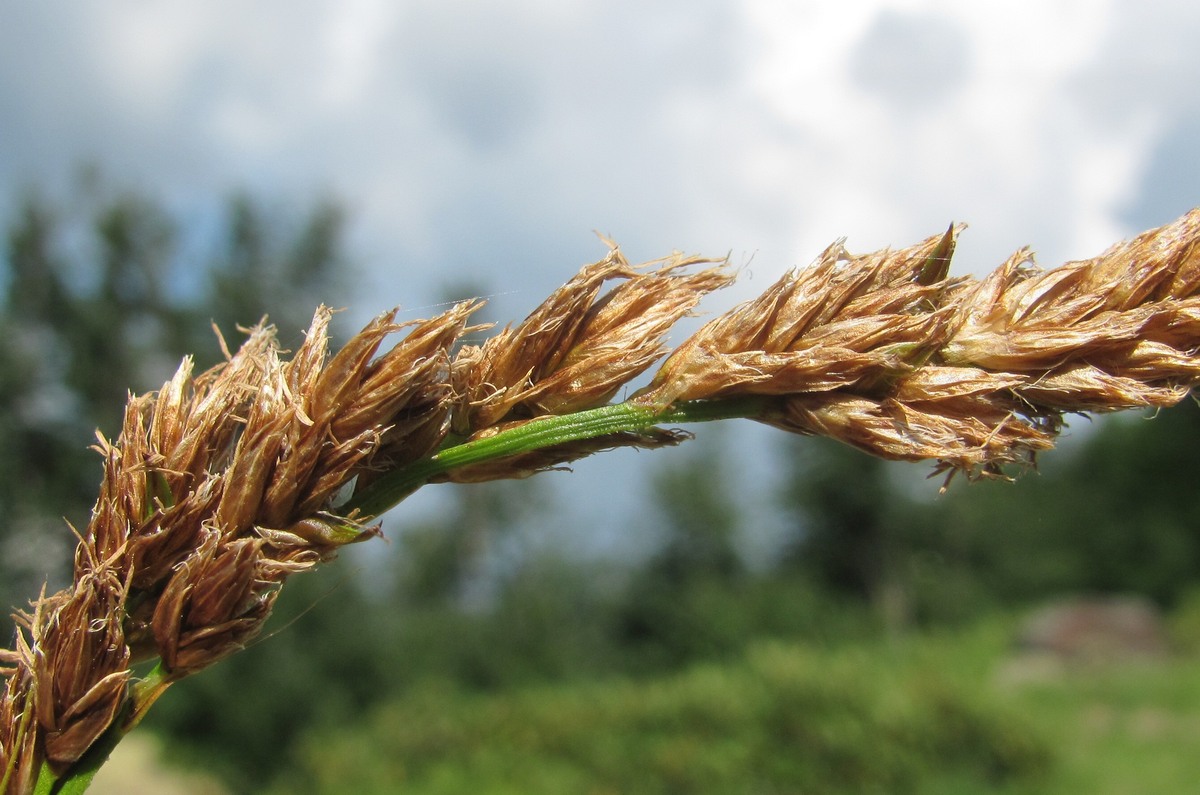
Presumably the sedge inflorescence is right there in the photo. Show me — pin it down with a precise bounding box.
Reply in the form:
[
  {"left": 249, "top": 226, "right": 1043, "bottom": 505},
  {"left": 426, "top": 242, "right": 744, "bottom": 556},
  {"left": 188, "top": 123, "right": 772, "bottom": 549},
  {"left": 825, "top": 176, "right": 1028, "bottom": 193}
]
[{"left": 5, "top": 211, "right": 1200, "bottom": 793}]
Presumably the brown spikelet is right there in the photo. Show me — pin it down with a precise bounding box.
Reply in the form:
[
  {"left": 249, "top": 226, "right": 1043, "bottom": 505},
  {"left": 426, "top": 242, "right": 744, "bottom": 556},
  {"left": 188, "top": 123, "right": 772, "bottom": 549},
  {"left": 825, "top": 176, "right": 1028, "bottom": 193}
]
[
  {"left": 440, "top": 249, "right": 730, "bottom": 481},
  {"left": 1, "top": 602, "right": 39, "bottom": 795},
  {"left": 646, "top": 211, "right": 1200, "bottom": 478},
  {"left": 526, "top": 254, "right": 734, "bottom": 414},
  {"left": 0, "top": 296, "right": 487, "bottom": 785},
  {"left": 152, "top": 530, "right": 275, "bottom": 677},
  {"left": 452, "top": 248, "right": 732, "bottom": 433},
  {"left": 171, "top": 324, "right": 278, "bottom": 484},
  {"left": 215, "top": 398, "right": 289, "bottom": 538},
  {"left": 764, "top": 390, "right": 1057, "bottom": 472},
  {"left": 640, "top": 226, "right": 961, "bottom": 406},
  {"left": 945, "top": 210, "right": 1200, "bottom": 389},
  {"left": 126, "top": 476, "right": 220, "bottom": 594},
  {"left": 328, "top": 301, "right": 480, "bottom": 480},
  {"left": 31, "top": 571, "right": 131, "bottom": 770},
  {"left": 451, "top": 252, "right": 634, "bottom": 432}
]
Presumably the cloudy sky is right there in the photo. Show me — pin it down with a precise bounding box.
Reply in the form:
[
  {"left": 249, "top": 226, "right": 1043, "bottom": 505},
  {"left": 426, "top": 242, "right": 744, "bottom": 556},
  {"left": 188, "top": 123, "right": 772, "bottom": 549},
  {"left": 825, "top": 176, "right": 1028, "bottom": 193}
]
[{"left": 3, "top": 0, "right": 1199, "bottom": 557}]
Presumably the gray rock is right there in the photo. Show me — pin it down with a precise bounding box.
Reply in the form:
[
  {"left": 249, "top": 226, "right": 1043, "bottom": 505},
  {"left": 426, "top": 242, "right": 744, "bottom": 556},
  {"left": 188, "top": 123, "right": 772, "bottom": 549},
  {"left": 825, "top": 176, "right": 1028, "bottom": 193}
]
[{"left": 1014, "top": 595, "right": 1169, "bottom": 663}]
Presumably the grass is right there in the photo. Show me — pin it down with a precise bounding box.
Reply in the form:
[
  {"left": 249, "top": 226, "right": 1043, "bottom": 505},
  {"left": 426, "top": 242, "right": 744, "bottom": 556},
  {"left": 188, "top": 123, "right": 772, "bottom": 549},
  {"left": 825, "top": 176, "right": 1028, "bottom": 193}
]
[
  {"left": 255, "top": 608, "right": 1200, "bottom": 794},
  {"left": 883, "top": 614, "right": 1200, "bottom": 795},
  {"left": 1001, "top": 657, "right": 1200, "bottom": 794}
]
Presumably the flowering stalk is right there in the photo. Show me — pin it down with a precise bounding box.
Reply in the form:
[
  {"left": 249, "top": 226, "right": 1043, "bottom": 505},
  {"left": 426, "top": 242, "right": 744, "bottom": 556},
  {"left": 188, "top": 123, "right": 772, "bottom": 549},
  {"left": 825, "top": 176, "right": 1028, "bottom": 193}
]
[
  {"left": 345, "top": 396, "right": 767, "bottom": 516},
  {"left": 5, "top": 214, "right": 1200, "bottom": 792}
]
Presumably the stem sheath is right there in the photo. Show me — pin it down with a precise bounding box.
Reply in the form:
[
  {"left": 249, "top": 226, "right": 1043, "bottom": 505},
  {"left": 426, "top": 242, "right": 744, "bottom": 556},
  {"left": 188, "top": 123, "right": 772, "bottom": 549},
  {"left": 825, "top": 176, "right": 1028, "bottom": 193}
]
[{"left": 347, "top": 397, "right": 766, "bottom": 518}]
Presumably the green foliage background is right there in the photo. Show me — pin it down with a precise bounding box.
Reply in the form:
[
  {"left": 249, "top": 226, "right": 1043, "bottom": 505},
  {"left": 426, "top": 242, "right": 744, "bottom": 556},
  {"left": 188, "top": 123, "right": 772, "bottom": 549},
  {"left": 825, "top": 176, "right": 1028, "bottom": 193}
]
[{"left": 3, "top": 180, "right": 1200, "bottom": 793}]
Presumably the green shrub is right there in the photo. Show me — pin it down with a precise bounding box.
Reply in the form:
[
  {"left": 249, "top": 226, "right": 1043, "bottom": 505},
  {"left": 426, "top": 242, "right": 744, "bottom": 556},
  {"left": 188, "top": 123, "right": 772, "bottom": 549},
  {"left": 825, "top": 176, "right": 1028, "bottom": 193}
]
[
  {"left": 272, "top": 641, "right": 1050, "bottom": 795},
  {"left": 1168, "top": 585, "right": 1200, "bottom": 656}
]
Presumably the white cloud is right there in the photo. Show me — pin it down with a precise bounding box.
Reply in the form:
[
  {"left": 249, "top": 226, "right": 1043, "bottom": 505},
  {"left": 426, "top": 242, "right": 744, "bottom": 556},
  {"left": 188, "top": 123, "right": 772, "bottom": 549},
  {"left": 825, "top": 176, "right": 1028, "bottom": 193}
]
[
  {"left": 2, "top": 0, "right": 1180, "bottom": 289},
  {"left": 92, "top": 4, "right": 211, "bottom": 120},
  {"left": 732, "top": 0, "right": 1151, "bottom": 279},
  {"left": 316, "top": 0, "right": 399, "bottom": 109}
]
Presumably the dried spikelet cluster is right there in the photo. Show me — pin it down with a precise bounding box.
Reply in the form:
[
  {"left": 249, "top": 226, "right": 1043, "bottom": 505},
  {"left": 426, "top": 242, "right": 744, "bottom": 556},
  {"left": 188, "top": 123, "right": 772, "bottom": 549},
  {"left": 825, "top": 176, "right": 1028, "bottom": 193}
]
[
  {"left": 0, "top": 302, "right": 475, "bottom": 786},
  {"left": 643, "top": 209, "right": 1200, "bottom": 478},
  {"left": 444, "top": 249, "right": 733, "bottom": 482},
  {"left": 5, "top": 212, "right": 1200, "bottom": 792},
  {"left": 0, "top": 248, "right": 730, "bottom": 791}
]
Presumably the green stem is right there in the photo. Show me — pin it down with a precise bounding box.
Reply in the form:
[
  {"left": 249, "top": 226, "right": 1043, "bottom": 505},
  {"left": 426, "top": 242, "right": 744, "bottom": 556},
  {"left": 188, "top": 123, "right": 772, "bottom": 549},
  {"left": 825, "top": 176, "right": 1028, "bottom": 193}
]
[
  {"left": 346, "top": 397, "right": 767, "bottom": 518},
  {"left": 32, "top": 761, "right": 57, "bottom": 795}
]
